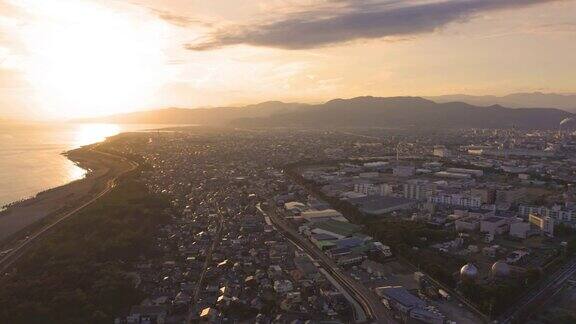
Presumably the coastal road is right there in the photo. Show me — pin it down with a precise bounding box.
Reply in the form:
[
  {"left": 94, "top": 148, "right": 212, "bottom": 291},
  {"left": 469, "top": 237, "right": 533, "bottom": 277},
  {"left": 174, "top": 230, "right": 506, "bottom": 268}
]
[
  {"left": 257, "top": 203, "right": 396, "bottom": 324},
  {"left": 0, "top": 147, "right": 138, "bottom": 274},
  {"left": 498, "top": 257, "right": 576, "bottom": 323}
]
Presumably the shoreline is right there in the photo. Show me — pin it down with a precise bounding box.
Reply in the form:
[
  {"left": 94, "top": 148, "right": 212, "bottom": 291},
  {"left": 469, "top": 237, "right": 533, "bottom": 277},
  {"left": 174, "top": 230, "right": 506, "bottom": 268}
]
[
  {"left": 0, "top": 123, "right": 176, "bottom": 211},
  {"left": 0, "top": 159, "right": 87, "bottom": 213},
  {"left": 0, "top": 146, "right": 97, "bottom": 213},
  {"left": 0, "top": 141, "right": 133, "bottom": 245}
]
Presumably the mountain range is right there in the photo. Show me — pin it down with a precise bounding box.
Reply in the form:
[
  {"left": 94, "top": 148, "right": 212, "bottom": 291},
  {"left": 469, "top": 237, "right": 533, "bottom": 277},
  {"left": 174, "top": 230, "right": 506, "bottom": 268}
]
[
  {"left": 75, "top": 101, "right": 308, "bottom": 125},
  {"left": 427, "top": 92, "right": 576, "bottom": 113},
  {"left": 76, "top": 96, "right": 574, "bottom": 130}
]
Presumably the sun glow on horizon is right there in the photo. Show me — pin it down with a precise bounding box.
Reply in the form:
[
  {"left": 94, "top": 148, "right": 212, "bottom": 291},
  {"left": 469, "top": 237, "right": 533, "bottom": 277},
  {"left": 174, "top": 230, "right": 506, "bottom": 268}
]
[
  {"left": 13, "top": 0, "right": 172, "bottom": 119},
  {"left": 0, "top": 0, "right": 574, "bottom": 121},
  {"left": 71, "top": 123, "right": 122, "bottom": 147}
]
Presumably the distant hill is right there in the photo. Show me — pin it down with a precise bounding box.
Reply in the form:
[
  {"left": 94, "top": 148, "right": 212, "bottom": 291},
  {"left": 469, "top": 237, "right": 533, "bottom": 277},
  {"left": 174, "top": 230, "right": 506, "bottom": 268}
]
[
  {"left": 428, "top": 92, "right": 576, "bottom": 112},
  {"left": 234, "top": 96, "right": 572, "bottom": 129},
  {"left": 78, "top": 96, "right": 573, "bottom": 130},
  {"left": 74, "top": 101, "right": 309, "bottom": 125}
]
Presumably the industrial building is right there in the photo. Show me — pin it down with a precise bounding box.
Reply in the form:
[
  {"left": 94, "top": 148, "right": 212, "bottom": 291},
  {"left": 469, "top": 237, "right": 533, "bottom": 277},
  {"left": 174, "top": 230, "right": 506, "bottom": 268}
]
[
  {"left": 350, "top": 196, "right": 416, "bottom": 216},
  {"left": 376, "top": 286, "right": 445, "bottom": 324},
  {"left": 480, "top": 216, "right": 509, "bottom": 235}
]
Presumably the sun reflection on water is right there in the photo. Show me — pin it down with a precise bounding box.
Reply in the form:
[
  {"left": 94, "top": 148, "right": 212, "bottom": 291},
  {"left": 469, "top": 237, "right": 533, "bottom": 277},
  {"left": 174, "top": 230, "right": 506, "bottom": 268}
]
[
  {"left": 66, "top": 123, "right": 123, "bottom": 181},
  {"left": 72, "top": 123, "right": 122, "bottom": 147},
  {"left": 67, "top": 161, "right": 88, "bottom": 181}
]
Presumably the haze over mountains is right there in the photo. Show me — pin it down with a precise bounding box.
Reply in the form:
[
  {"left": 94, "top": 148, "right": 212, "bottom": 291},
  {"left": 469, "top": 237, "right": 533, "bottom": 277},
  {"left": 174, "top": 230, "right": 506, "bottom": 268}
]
[
  {"left": 76, "top": 101, "right": 308, "bottom": 126},
  {"left": 428, "top": 92, "right": 576, "bottom": 113},
  {"left": 77, "top": 96, "right": 574, "bottom": 130}
]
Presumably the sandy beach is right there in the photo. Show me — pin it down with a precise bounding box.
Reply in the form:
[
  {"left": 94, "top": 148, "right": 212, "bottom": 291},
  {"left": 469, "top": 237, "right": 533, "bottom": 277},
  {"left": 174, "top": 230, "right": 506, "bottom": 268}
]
[{"left": 0, "top": 144, "right": 133, "bottom": 244}]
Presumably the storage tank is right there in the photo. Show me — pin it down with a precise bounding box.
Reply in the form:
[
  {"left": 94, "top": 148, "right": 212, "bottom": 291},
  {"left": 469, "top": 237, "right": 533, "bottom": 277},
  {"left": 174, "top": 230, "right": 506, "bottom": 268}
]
[
  {"left": 460, "top": 263, "right": 479, "bottom": 281},
  {"left": 491, "top": 261, "right": 510, "bottom": 278}
]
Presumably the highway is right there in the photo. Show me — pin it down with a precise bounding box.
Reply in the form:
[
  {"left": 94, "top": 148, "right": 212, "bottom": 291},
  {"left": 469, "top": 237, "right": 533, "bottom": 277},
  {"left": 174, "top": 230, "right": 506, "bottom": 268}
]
[
  {"left": 0, "top": 147, "right": 138, "bottom": 275},
  {"left": 498, "top": 257, "right": 576, "bottom": 323},
  {"left": 257, "top": 203, "right": 396, "bottom": 324}
]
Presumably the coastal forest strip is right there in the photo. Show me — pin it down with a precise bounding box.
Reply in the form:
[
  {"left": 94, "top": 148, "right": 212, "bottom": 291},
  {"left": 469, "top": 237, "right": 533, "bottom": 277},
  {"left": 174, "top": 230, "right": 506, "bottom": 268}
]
[{"left": 0, "top": 175, "right": 170, "bottom": 324}]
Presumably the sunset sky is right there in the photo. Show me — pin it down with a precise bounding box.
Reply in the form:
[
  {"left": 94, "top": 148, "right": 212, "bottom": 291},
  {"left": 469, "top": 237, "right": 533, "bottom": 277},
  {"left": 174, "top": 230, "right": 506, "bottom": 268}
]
[{"left": 0, "top": 0, "right": 575, "bottom": 119}]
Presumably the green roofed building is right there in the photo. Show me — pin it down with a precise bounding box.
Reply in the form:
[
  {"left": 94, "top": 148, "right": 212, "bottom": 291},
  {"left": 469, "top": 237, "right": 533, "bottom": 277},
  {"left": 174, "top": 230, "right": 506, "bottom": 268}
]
[
  {"left": 311, "top": 220, "right": 362, "bottom": 239},
  {"left": 315, "top": 240, "right": 337, "bottom": 250}
]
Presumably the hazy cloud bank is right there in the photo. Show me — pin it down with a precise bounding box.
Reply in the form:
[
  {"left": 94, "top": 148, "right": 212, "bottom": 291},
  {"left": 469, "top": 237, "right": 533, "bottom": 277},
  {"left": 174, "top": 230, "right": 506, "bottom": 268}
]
[{"left": 185, "top": 0, "right": 563, "bottom": 50}]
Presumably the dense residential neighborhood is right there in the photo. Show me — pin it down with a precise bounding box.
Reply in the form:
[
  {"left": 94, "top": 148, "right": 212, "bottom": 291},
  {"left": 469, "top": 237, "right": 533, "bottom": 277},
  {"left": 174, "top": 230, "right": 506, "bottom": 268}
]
[{"left": 82, "top": 125, "right": 576, "bottom": 323}]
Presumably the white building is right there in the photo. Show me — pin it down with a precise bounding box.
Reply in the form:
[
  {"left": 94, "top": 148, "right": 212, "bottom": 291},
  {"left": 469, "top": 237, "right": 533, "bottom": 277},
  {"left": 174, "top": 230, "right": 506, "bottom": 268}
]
[
  {"left": 380, "top": 183, "right": 395, "bottom": 196},
  {"left": 404, "top": 180, "right": 435, "bottom": 201},
  {"left": 428, "top": 194, "right": 482, "bottom": 208},
  {"left": 363, "top": 161, "right": 389, "bottom": 169},
  {"left": 446, "top": 168, "right": 484, "bottom": 177},
  {"left": 520, "top": 205, "right": 576, "bottom": 222},
  {"left": 354, "top": 183, "right": 392, "bottom": 196}
]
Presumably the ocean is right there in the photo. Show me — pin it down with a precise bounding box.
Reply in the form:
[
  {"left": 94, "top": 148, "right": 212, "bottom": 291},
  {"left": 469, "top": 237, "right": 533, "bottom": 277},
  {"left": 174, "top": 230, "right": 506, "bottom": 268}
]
[{"left": 0, "top": 123, "right": 164, "bottom": 207}]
